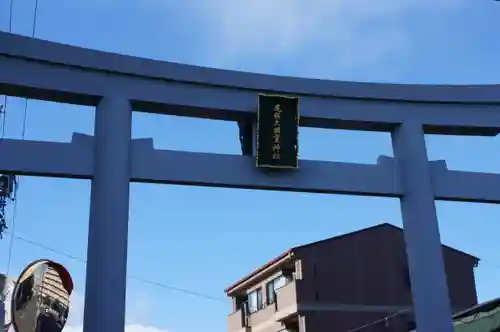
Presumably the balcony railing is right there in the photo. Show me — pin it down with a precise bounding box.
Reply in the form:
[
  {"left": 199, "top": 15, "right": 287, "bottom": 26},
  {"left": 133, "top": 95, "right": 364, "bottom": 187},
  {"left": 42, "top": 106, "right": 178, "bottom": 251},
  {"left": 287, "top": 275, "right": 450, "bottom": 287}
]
[
  {"left": 227, "top": 308, "right": 248, "bottom": 331},
  {"left": 275, "top": 280, "right": 298, "bottom": 321},
  {"left": 228, "top": 281, "right": 299, "bottom": 331}
]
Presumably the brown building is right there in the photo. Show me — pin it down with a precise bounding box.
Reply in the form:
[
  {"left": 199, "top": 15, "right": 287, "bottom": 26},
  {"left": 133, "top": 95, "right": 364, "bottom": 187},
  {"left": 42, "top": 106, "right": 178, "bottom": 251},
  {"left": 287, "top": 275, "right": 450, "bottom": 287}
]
[{"left": 225, "top": 223, "right": 479, "bottom": 332}]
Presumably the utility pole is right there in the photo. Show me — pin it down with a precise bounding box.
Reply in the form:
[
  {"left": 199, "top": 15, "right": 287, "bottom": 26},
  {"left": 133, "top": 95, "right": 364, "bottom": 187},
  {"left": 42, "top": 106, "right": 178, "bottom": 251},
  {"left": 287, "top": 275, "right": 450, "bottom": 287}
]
[
  {"left": 0, "top": 273, "right": 5, "bottom": 331},
  {"left": 0, "top": 300, "right": 4, "bottom": 332},
  {"left": 0, "top": 274, "right": 13, "bottom": 332}
]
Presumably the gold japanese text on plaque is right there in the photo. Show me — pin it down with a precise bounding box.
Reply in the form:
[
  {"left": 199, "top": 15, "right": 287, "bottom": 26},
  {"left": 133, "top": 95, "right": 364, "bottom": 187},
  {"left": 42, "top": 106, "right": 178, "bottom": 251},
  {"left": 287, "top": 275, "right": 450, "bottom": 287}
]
[{"left": 256, "top": 94, "right": 299, "bottom": 169}]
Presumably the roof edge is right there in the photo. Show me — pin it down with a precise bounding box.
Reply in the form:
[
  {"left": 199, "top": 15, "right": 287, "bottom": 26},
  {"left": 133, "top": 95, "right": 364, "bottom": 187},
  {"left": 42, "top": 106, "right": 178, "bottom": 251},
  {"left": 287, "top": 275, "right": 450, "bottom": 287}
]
[
  {"left": 383, "top": 223, "right": 480, "bottom": 263},
  {"left": 224, "top": 223, "right": 480, "bottom": 296},
  {"left": 453, "top": 297, "right": 500, "bottom": 320},
  {"left": 225, "top": 250, "right": 294, "bottom": 295}
]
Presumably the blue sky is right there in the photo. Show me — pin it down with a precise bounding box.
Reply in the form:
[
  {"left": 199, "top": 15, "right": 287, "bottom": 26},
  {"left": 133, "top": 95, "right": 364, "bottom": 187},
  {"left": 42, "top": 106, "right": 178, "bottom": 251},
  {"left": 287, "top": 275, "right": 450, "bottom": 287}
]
[{"left": 1, "top": 1, "right": 500, "bottom": 332}]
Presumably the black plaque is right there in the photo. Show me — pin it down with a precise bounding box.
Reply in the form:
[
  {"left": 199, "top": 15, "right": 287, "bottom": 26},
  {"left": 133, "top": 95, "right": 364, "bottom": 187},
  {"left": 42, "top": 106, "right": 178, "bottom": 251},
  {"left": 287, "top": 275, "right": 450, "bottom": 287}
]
[{"left": 256, "top": 94, "right": 299, "bottom": 169}]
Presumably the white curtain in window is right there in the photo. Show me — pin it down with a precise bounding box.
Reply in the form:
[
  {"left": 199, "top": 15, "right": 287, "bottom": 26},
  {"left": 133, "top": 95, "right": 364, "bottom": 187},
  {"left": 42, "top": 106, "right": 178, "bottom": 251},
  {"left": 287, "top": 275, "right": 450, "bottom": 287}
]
[
  {"left": 248, "top": 291, "right": 258, "bottom": 313},
  {"left": 274, "top": 276, "right": 287, "bottom": 291}
]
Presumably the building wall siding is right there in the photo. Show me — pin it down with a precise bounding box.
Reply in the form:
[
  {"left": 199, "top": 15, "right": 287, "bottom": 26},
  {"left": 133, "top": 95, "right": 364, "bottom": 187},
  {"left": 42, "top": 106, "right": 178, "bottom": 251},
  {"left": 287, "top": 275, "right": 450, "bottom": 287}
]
[
  {"left": 295, "top": 225, "right": 478, "bottom": 331},
  {"left": 227, "top": 224, "right": 478, "bottom": 332}
]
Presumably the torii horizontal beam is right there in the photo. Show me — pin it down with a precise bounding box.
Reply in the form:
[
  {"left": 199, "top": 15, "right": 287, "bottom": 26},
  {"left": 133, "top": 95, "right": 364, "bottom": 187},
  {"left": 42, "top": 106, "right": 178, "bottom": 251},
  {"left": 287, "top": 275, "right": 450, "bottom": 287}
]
[
  {"left": 0, "top": 134, "right": 499, "bottom": 203},
  {"left": 1, "top": 32, "right": 500, "bottom": 135}
]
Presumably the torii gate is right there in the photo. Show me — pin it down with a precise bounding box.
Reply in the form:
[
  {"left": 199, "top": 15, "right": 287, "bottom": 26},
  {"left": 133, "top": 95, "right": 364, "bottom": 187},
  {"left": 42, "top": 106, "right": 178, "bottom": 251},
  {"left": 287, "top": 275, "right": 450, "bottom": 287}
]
[{"left": 1, "top": 31, "right": 499, "bottom": 332}]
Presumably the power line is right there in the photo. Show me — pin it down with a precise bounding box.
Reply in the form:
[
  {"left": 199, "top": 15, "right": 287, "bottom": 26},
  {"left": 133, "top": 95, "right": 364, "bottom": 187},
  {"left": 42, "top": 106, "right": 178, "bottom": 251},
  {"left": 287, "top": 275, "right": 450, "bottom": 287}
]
[
  {"left": 20, "top": 0, "right": 39, "bottom": 141},
  {"left": 10, "top": 232, "right": 500, "bottom": 327},
  {"left": 2, "top": 0, "right": 227, "bottom": 308},
  {"left": 6, "top": 198, "right": 18, "bottom": 274},
  {"left": 0, "top": 102, "right": 6, "bottom": 140},
  {"left": 9, "top": 232, "right": 84, "bottom": 264},
  {"left": 128, "top": 275, "right": 226, "bottom": 303},
  {"left": 5, "top": 231, "right": 227, "bottom": 304},
  {"left": 31, "top": 0, "right": 39, "bottom": 39},
  {"left": 1, "top": 0, "right": 225, "bottom": 301},
  {"left": 1, "top": 0, "right": 15, "bottom": 139},
  {"left": 5, "top": 0, "right": 38, "bottom": 276},
  {"left": 345, "top": 309, "right": 410, "bottom": 332},
  {"left": 345, "top": 286, "right": 500, "bottom": 332}
]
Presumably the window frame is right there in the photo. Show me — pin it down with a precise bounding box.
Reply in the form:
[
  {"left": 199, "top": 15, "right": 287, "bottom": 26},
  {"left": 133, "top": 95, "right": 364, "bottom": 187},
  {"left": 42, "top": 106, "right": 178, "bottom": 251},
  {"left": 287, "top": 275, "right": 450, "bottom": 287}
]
[
  {"left": 266, "top": 274, "right": 290, "bottom": 305},
  {"left": 247, "top": 288, "right": 263, "bottom": 314},
  {"left": 266, "top": 280, "right": 276, "bottom": 305}
]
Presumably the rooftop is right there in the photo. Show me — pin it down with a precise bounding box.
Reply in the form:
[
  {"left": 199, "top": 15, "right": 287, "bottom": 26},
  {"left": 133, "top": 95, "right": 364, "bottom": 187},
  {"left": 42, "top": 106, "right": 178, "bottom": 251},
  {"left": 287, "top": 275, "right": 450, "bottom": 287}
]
[{"left": 225, "top": 223, "right": 479, "bottom": 295}]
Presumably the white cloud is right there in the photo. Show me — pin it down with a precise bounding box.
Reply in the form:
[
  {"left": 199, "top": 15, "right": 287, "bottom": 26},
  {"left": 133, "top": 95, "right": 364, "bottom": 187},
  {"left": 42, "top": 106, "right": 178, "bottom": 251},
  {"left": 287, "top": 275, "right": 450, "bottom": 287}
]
[
  {"left": 66, "top": 291, "right": 85, "bottom": 327},
  {"left": 63, "top": 324, "right": 168, "bottom": 332},
  {"left": 187, "top": 0, "right": 465, "bottom": 72},
  {"left": 72, "top": 0, "right": 466, "bottom": 75},
  {"left": 8, "top": 291, "right": 169, "bottom": 332}
]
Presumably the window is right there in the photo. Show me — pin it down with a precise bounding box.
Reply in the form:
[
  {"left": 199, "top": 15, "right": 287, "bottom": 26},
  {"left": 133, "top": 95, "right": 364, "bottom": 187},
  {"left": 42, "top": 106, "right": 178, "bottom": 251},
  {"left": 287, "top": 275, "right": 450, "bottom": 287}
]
[
  {"left": 235, "top": 295, "right": 246, "bottom": 311},
  {"left": 266, "top": 281, "right": 275, "bottom": 305},
  {"left": 247, "top": 288, "right": 263, "bottom": 314},
  {"left": 266, "top": 275, "right": 289, "bottom": 305}
]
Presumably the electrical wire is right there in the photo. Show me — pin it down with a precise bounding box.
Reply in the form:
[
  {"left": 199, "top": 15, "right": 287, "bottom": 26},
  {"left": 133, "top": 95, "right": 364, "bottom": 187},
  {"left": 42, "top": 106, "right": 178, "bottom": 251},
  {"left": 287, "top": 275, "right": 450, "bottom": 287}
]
[
  {"left": 4, "top": 0, "right": 225, "bottom": 308},
  {"left": 20, "top": 0, "right": 40, "bottom": 141},
  {"left": 4, "top": 231, "right": 227, "bottom": 304},
  {"left": 31, "top": 0, "right": 39, "bottom": 39},
  {"left": 5, "top": 198, "right": 18, "bottom": 274},
  {"left": 5, "top": 0, "right": 38, "bottom": 274},
  {"left": 128, "top": 275, "right": 226, "bottom": 303},
  {"left": 10, "top": 232, "right": 84, "bottom": 263},
  {"left": 1, "top": 0, "right": 15, "bottom": 139},
  {"left": 1, "top": 0, "right": 16, "bottom": 271},
  {"left": 344, "top": 309, "right": 410, "bottom": 332},
  {"left": 345, "top": 295, "right": 498, "bottom": 332},
  {"left": 8, "top": 231, "right": 500, "bottom": 326},
  {"left": 0, "top": 102, "right": 6, "bottom": 140},
  {"left": 344, "top": 308, "right": 483, "bottom": 332}
]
